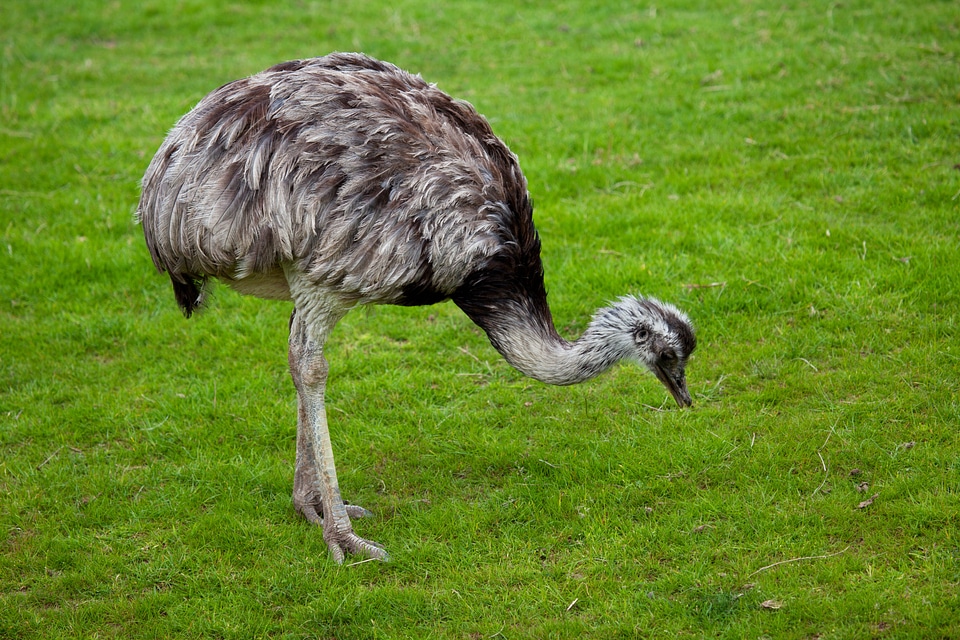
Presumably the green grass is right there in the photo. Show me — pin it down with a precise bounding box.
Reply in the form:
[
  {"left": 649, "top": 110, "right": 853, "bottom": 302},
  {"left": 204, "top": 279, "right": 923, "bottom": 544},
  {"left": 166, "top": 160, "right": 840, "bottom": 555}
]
[{"left": 2, "top": 0, "right": 958, "bottom": 637}]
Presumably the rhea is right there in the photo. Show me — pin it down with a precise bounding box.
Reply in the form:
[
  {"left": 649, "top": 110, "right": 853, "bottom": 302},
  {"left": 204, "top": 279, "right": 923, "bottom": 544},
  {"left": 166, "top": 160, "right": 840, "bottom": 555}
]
[{"left": 137, "top": 53, "right": 696, "bottom": 563}]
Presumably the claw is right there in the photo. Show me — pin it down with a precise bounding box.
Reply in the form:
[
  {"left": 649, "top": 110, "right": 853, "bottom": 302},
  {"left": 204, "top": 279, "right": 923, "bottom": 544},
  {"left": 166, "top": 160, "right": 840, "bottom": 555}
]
[
  {"left": 338, "top": 533, "right": 389, "bottom": 563},
  {"left": 345, "top": 504, "right": 375, "bottom": 519},
  {"left": 329, "top": 543, "right": 345, "bottom": 565},
  {"left": 297, "top": 498, "right": 387, "bottom": 562},
  {"left": 325, "top": 529, "right": 388, "bottom": 564}
]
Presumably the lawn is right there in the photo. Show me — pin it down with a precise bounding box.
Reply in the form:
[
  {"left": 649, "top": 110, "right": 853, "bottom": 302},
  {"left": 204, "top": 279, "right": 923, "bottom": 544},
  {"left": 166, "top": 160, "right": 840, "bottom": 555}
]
[{"left": 1, "top": 0, "right": 958, "bottom": 637}]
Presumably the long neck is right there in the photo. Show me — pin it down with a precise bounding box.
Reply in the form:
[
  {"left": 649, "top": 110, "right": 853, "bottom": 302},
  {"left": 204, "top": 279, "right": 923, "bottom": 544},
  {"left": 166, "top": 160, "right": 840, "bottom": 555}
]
[
  {"left": 453, "top": 232, "right": 627, "bottom": 385},
  {"left": 460, "top": 299, "right": 626, "bottom": 386}
]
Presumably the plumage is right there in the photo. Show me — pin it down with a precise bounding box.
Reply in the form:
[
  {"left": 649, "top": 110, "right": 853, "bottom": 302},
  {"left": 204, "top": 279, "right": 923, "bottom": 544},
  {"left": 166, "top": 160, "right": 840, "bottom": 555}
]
[{"left": 137, "top": 53, "right": 696, "bottom": 563}]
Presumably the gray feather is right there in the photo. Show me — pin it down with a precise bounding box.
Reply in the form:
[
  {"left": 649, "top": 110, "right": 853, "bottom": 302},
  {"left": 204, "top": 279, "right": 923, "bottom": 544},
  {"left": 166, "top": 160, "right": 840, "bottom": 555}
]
[
  {"left": 138, "top": 53, "right": 695, "bottom": 404},
  {"left": 138, "top": 53, "right": 516, "bottom": 308}
]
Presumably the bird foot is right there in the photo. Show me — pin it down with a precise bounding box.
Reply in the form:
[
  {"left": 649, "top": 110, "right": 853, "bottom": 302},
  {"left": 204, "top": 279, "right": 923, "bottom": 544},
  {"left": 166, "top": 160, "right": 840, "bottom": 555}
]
[
  {"left": 325, "top": 529, "right": 389, "bottom": 565},
  {"left": 294, "top": 495, "right": 374, "bottom": 520},
  {"left": 295, "top": 498, "right": 389, "bottom": 564}
]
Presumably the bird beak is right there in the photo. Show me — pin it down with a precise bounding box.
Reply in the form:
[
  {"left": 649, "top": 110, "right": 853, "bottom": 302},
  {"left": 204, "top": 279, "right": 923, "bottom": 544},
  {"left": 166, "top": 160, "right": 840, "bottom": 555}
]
[{"left": 653, "top": 365, "right": 692, "bottom": 408}]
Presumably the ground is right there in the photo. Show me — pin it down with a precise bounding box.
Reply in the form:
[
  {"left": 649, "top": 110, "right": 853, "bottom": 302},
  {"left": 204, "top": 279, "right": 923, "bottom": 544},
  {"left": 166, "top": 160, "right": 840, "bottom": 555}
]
[{"left": 1, "top": 1, "right": 958, "bottom": 637}]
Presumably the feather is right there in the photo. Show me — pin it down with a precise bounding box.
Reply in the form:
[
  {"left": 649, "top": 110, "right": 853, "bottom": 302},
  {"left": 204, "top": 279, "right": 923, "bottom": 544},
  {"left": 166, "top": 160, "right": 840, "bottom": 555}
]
[{"left": 137, "top": 54, "right": 697, "bottom": 562}]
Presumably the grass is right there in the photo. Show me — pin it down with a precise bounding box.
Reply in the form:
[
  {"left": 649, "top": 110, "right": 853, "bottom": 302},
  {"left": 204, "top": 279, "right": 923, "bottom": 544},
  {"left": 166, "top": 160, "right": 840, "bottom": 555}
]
[{"left": 1, "top": 0, "right": 958, "bottom": 637}]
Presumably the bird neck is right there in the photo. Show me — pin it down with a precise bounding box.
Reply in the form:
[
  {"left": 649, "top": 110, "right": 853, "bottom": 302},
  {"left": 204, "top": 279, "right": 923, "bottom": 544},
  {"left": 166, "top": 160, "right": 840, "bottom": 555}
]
[{"left": 471, "top": 304, "right": 627, "bottom": 386}]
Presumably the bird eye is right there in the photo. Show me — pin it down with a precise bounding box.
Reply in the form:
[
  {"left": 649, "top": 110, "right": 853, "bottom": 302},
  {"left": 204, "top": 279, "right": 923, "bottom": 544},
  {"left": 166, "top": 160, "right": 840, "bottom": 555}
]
[{"left": 635, "top": 328, "right": 649, "bottom": 342}]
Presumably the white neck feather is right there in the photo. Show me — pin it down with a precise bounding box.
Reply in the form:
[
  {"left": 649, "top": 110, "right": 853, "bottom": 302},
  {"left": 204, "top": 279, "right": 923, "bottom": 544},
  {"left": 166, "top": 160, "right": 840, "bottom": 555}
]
[{"left": 487, "top": 313, "right": 632, "bottom": 386}]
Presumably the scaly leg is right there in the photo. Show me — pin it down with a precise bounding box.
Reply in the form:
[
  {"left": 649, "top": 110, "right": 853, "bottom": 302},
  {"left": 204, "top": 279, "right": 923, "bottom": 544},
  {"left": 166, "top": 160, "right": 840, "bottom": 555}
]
[
  {"left": 288, "top": 309, "right": 388, "bottom": 563},
  {"left": 292, "top": 397, "right": 373, "bottom": 522}
]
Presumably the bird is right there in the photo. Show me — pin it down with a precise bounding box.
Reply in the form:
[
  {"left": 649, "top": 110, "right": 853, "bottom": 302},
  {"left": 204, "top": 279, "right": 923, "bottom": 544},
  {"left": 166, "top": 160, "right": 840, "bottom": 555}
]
[{"left": 137, "top": 52, "right": 696, "bottom": 563}]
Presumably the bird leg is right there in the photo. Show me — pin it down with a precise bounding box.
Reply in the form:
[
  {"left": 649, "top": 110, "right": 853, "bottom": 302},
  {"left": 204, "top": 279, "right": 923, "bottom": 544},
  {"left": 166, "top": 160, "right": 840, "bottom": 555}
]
[
  {"left": 292, "top": 404, "right": 373, "bottom": 522},
  {"left": 288, "top": 311, "right": 387, "bottom": 563}
]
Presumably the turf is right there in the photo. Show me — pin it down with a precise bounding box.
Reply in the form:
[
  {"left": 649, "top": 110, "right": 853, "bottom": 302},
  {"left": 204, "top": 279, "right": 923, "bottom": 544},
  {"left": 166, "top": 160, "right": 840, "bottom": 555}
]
[{"left": 1, "top": 0, "right": 958, "bottom": 637}]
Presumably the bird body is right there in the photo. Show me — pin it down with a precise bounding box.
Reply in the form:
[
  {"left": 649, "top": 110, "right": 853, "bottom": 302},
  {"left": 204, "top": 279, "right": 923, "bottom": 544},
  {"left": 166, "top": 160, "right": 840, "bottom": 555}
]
[
  {"left": 138, "top": 53, "right": 696, "bottom": 562},
  {"left": 140, "top": 54, "right": 526, "bottom": 311}
]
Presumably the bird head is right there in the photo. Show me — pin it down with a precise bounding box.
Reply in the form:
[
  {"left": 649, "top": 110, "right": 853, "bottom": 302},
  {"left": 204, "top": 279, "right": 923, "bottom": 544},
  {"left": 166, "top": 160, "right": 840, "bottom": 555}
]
[{"left": 593, "top": 296, "right": 697, "bottom": 407}]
